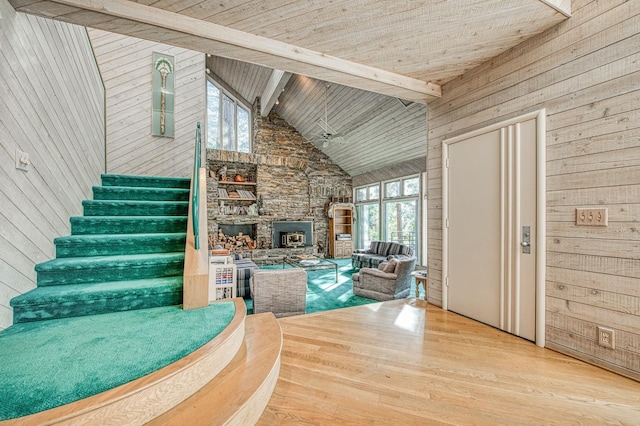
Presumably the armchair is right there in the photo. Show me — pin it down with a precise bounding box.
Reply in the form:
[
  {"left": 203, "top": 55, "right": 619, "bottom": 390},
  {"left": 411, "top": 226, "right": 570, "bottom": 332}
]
[
  {"left": 352, "top": 257, "right": 417, "bottom": 301},
  {"left": 250, "top": 268, "right": 307, "bottom": 318}
]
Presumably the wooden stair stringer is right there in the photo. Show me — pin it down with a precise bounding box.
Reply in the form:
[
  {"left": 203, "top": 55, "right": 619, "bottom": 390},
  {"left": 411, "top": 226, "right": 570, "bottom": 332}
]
[
  {"left": 2, "top": 299, "right": 246, "bottom": 426},
  {"left": 148, "top": 312, "right": 283, "bottom": 426}
]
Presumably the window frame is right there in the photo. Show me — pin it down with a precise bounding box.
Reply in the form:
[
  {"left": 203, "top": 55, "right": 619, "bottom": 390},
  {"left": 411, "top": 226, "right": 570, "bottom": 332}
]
[
  {"left": 354, "top": 174, "right": 422, "bottom": 258},
  {"left": 356, "top": 183, "right": 380, "bottom": 202},
  {"left": 206, "top": 77, "right": 252, "bottom": 153}
]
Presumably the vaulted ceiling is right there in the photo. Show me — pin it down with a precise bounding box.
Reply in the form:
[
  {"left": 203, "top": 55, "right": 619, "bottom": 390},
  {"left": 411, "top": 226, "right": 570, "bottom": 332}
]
[{"left": 10, "top": 0, "right": 570, "bottom": 176}]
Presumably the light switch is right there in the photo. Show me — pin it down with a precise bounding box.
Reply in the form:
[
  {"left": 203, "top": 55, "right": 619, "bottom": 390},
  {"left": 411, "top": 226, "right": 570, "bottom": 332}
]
[
  {"left": 15, "top": 149, "right": 31, "bottom": 172},
  {"left": 576, "top": 208, "right": 608, "bottom": 226}
]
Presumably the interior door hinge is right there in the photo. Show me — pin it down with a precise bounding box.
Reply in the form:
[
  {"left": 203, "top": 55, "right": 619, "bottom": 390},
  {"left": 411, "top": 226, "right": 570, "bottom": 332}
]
[
  {"left": 445, "top": 218, "right": 449, "bottom": 228},
  {"left": 445, "top": 158, "right": 450, "bottom": 168},
  {"left": 445, "top": 276, "right": 449, "bottom": 287}
]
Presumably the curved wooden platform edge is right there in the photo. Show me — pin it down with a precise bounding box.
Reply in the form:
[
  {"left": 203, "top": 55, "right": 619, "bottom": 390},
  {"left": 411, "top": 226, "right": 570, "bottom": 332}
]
[
  {"left": 149, "top": 312, "right": 283, "bottom": 426},
  {"left": 3, "top": 298, "right": 246, "bottom": 426}
]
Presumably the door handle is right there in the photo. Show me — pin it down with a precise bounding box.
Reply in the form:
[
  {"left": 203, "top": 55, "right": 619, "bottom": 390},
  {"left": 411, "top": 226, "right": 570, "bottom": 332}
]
[{"left": 521, "top": 226, "right": 531, "bottom": 254}]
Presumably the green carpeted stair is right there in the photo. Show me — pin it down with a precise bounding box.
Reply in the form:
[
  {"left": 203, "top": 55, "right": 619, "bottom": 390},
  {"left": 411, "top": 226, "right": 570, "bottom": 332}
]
[
  {"left": 70, "top": 215, "right": 188, "bottom": 234},
  {"left": 93, "top": 185, "right": 189, "bottom": 201},
  {"left": 10, "top": 174, "right": 190, "bottom": 324},
  {"left": 54, "top": 233, "right": 186, "bottom": 257},
  {"left": 83, "top": 199, "right": 189, "bottom": 216}
]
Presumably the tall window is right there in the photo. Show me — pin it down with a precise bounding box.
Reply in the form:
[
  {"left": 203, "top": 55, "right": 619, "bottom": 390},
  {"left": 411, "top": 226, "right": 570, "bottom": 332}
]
[
  {"left": 383, "top": 176, "right": 420, "bottom": 255},
  {"left": 207, "top": 79, "right": 251, "bottom": 152},
  {"left": 354, "top": 184, "right": 380, "bottom": 249},
  {"left": 354, "top": 175, "right": 421, "bottom": 258}
]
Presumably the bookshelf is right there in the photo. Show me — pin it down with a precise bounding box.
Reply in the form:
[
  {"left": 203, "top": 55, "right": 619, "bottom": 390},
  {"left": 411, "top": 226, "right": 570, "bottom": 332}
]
[
  {"left": 209, "top": 262, "right": 237, "bottom": 301},
  {"left": 329, "top": 205, "right": 353, "bottom": 258},
  {"left": 217, "top": 181, "right": 257, "bottom": 201}
]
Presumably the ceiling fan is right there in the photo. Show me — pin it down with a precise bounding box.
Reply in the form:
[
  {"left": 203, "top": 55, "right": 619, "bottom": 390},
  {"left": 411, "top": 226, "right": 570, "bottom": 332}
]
[{"left": 309, "top": 84, "right": 347, "bottom": 149}]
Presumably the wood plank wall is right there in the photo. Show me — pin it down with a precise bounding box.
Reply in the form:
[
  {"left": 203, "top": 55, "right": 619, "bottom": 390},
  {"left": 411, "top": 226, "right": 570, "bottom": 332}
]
[
  {"left": 427, "top": 0, "right": 640, "bottom": 380},
  {"left": 351, "top": 156, "right": 426, "bottom": 187},
  {"left": 0, "top": 0, "right": 105, "bottom": 330},
  {"left": 89, "top": 29, "right": 205, "bottom": 178}
]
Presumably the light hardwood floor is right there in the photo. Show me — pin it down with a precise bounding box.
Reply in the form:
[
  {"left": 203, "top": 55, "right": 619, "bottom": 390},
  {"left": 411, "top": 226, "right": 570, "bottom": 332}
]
[{"left": 258, "top": 299, "right": 640, "bottom": 425}]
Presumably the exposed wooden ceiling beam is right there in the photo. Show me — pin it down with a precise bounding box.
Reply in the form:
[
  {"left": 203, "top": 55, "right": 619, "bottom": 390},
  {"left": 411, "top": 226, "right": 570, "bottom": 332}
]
[
  {"left": 261, "top": 70, "right": 292, "bottom": 117},
  {"left": 47, "top": 0, "right": 441, "bottom": 102},
  {"left": 538, "top": 0, "right": 571, "bottom": 17}
]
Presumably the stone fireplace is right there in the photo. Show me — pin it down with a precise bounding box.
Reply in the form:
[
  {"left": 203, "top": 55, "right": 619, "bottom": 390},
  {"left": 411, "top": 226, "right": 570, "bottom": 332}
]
[{"left": 205, "top": 98, "right": 353, "bottom": 264}]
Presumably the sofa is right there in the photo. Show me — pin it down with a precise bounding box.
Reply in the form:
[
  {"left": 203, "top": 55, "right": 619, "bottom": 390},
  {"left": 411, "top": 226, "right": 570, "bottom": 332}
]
[
  {"left": 351, "top": 241, "right": 415, "bottom": 269},
  {"left": 352, "top": 256, "right": 417, "bottom": 301},
  {"left": 232, "top": 254, "right": 260, "bottom": 298}
]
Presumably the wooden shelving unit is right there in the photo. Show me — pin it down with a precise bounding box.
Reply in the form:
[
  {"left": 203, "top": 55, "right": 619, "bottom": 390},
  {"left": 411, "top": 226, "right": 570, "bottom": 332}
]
[
  {"left": 329, "top": 205, "right": 353, "bottom": 258},
  {"left": 219, "top": 181, "right": 256, "bottom": 186},
  {"left": 217, "top": 181, "right": 257, "bottom": 206}
]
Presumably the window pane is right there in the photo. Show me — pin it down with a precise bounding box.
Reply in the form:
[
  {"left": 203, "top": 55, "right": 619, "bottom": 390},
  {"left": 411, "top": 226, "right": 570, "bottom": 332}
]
[
  {"left": 384, "top": 200, "right": 417, "bottom": 255},
  {"left": 356, "top": 188, "right": 368, "bottom": 202},
  {"left": 403, "top": 177, "right": 419, "bottom": 196},
  {"left": 369, "top": 185, "right": 379, "bottom": 200},
  {"left": 237, "top": 106, "right": 250, "bottom": 153},
  {"left": 356, "top": 203, "right": 379, "bottom": 249},
  {"left": 385, "top": 181, "right": 399, "bottom": 198},
  {"left": 222, "top": 94, "right": 235, "bottom": 151},
  {"left": 206, "top": 82, "right": 220, "bottom": 149}
]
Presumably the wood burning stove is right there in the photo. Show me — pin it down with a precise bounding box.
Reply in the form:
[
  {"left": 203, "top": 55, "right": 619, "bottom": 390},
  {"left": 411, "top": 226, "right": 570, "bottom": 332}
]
[
  {"left": 281, "top": 231, "right": 305, "bottom": 248},
  {"left": 272, "top": 221, "right": 313, "bottom": 248}
]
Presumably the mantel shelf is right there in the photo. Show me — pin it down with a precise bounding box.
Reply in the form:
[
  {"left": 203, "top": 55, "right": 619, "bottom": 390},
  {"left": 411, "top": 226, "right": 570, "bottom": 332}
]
[
  {"left": 217, "top": 181, "right": 256, "bottom": 186},
  {"left": 219, "top": 197, "right": 256, "bottom": 201},
  {"left": 213, "top": 215, "right": 315, "bottom": 220}
]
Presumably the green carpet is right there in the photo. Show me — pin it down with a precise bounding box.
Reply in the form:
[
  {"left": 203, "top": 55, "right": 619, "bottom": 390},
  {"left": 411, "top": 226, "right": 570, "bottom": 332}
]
[
  {"left": 0, "top": 302, "right": 235, "bottom": 421},
  {"left": 245, "top": 258, "right": 418, "bottom": 314},
  {"left": 11, "top": 174, "right": 190, "bottom": 324}
]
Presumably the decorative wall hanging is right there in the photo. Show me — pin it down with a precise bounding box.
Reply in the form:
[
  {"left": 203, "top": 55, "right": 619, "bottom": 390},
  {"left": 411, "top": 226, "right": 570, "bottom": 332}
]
[{"left": 152, "top": 52, "right": 175, "bottom": 137}]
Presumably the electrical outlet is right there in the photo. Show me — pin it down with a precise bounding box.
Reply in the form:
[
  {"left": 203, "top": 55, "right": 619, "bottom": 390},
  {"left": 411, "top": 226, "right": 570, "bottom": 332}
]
[
  {"left": 576, "top": 208, "right": 608, "bottom": 226},
  {"left": 597, "top": 326, "right": 615, "bottom": 349}
]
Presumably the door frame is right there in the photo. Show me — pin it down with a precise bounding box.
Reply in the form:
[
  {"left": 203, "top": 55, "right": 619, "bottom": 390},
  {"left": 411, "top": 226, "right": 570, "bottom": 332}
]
[{"left": 441, "top": 109, "right": 546, "bottom": 347}]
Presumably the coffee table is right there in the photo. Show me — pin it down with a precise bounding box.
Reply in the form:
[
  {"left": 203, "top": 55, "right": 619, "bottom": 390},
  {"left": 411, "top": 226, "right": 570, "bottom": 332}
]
[{"left": 283, "top": 256, "right": 338, "bottom": 283}]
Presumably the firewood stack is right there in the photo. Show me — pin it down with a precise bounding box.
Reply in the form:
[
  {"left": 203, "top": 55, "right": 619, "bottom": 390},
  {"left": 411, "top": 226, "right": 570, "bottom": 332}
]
[{"left": 216, "top": 229, "right": 257, "bottom": 251}]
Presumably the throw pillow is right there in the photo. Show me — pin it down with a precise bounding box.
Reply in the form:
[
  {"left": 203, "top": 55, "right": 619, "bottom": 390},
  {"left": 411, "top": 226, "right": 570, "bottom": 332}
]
[
  {"left": 383, "top": 259, "right": 397, "bottom": 273},
  {"left": 378, "top": 262, "right": 387, "bottom": 271}
]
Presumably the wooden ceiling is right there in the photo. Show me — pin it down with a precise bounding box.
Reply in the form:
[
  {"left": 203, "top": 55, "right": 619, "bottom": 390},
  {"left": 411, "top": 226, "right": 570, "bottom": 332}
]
[{"left": 10, "top": 0, "right": 570, "bottom": 176}]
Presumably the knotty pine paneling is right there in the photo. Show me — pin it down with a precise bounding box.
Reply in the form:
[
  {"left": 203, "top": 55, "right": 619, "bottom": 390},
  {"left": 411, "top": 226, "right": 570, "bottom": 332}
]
[
  {"left": 427, "top": 0, "right": 640, "bottom": 379},
  {"left": 0, "top": 0, "right": 105, "bottom": 330},
  {"left": 89, "top": 29, "right": 205, "bottom": 178}
]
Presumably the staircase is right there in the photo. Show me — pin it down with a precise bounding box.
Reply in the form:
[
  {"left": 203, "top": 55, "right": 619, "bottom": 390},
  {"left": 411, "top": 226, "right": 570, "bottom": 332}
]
[
  {"left": 4, "top": 173, "right": 282, "bottom": 425},
  {"left": 10, "top": 174, "right": 190, "bottom": 324}
]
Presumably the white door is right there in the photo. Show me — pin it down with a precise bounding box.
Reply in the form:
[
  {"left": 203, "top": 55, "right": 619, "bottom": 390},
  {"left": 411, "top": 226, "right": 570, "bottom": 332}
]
[{"left": 443, "top": 112, "right": 545, "bottom": 343}]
